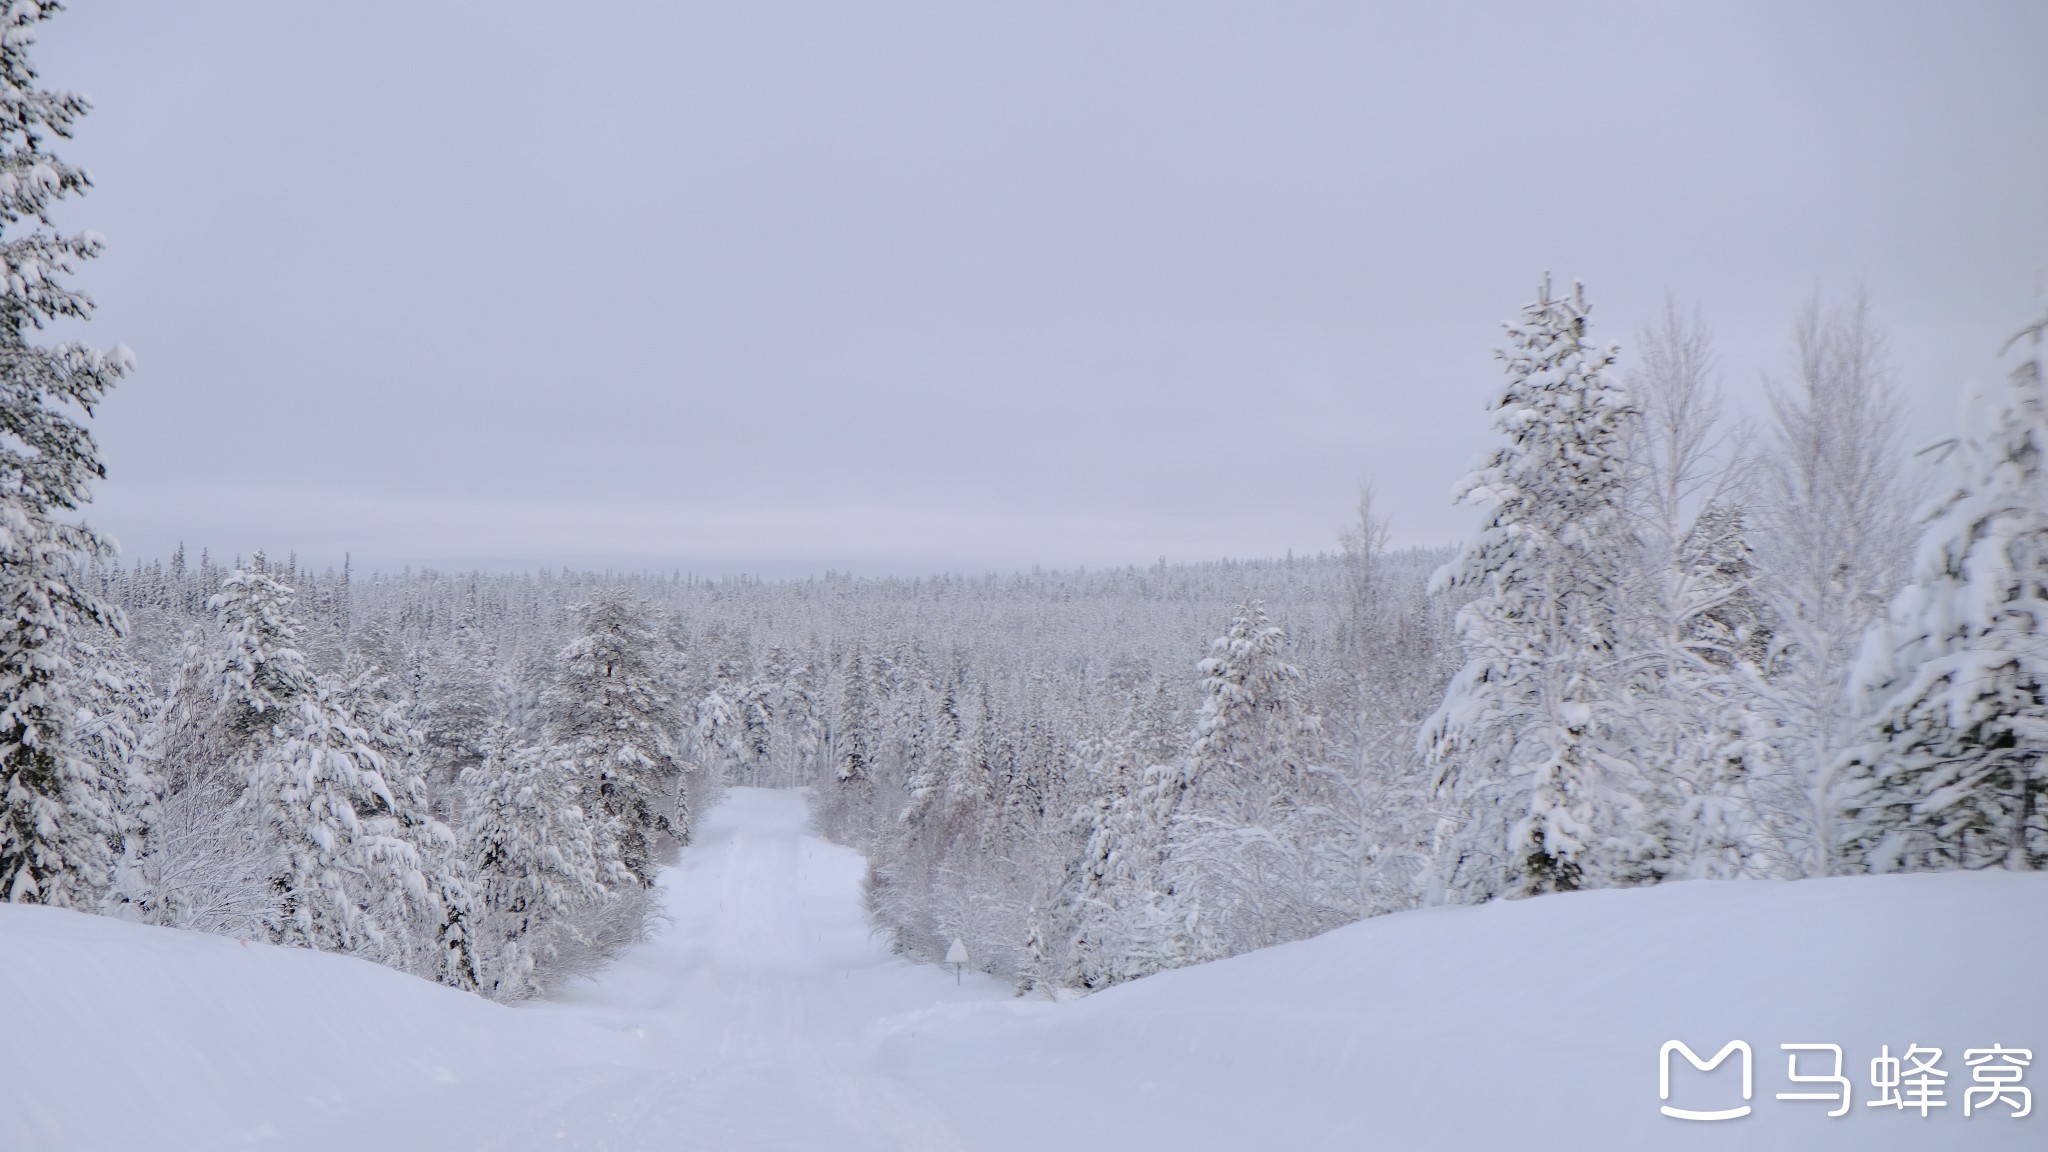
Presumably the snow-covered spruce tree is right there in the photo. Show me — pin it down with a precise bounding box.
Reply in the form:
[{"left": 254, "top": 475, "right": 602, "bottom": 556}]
[
  {"left": 333, "top": 654, "right": 480, "bottom": 990},
  {"left": 0, "top": 1, "right": 134, "bottom": 908},
  {"left": 865, "top": 680, "right": 952, "bottom": 964},
  {"left": 142, "top": 559, "right": 320, "bottom": 933},
  {"left": 835, "top": 647, "right": 875, "bottom": 787},
  {"left": 170, "top": 559, "right": 317, "bottom": 762},
  {"left": 147, "top": 560, "right": 411, "bottom": 952},
  {"left": 416, "top": 606, "right": 496, "bottom": 821},
  {"left": 544, "top": 590, "right": 682, "bottom": 888},
  {"left": 900, "top": 672, "right": 957, "bottom": 827},
  {"left": 879, "top": 654, "right": 936, "bottom": 819},
  {"left": 951, "top": 679, "right": 1000, "bottom": 832},
  {"left": 751, "top": 644, "right": 819, "bottom": 790},
  {"left": 71, "top": 626, "right": 164, "bottom": 916},
  {"left": 1001, "top": 688, "right": 1089, "bottom": 997},
  {"left": 682, "top": 622, "right": 750, "bottom": 788},
  {"left": 823, "top": 646, "right": 877, "bottom": 842},
  {"left": 462, "top": 724, "right": 609, "bottom": 999},
  {"left": 1673, "top": 503, "right": 1774, "bottom": 673},
  {"left": 223, "top": 565, "right": 423, "bottom": 952},
  {"left": 1658, "top": 502, "right": 1784, "bottom": 878},
  {"left": 687, "top": 680, "right": 740, "bottom": 797},
  {"left": 1838, "top": 312, "right": 2048, "bottom": 872},
  {"left": 1425, "top": 280, "right": 1650, "bottom": 900},
  {"left": 1071, "top": 680, "right": 1183, "bottom": 989},
  {"left": 253, "top": 675, "right": 401, "bottom": 952},
  {"left": 994, "top": 686, "right": 1055, "bottom": 853},
  {"left": 735, "top": 663, "right": 777, "bottom": 788},
  {"left": 1160, "top": 598, "right": 1325, "bottom": 958}
]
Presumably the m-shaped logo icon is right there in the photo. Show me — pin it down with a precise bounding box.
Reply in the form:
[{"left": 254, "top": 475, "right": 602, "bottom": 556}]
[{"left": 1661, "top": 1040, "right": 1753, "bottom": 1121}]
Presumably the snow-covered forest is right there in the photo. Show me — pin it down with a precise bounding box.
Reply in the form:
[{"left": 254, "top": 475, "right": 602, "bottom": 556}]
[
  {"left": 22, "top": 292, "right": 2048, "bottom": 1001},
  {"left": 3, "top": 0, "right": 2046, "bottom": 1018}
]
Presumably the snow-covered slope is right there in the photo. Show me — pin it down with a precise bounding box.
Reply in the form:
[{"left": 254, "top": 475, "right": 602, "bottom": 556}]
[
  {"left": 5, "top": 788, "right": 2043, "bottom": 1151},
  {"left": 1, "top": 899, "right": 625, "bottom": 1150},
  {"left": 885, "top": 869, "right": 2048, "bottom": 1150}
]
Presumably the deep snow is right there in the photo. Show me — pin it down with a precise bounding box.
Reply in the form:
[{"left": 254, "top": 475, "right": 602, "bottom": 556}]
[{"left": 4, "top": 787, "right": 2043, "bottom": 1150}]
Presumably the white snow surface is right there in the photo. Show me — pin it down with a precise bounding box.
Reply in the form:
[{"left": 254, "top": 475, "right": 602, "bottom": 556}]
[{"left": 5, "top": 786, "right": 2044, "bottom": 1150}]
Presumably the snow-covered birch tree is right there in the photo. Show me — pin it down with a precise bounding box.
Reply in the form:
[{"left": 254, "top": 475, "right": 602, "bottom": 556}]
[
  {"left": 1320, "top": 489, "right": 1457, "bottom": 915},
  {"left": 1750, "top": 293, "right": 1916, "bottom": 874},
  {"left": 1617, "top": 306, "right": 1779, "bottom": 878}
]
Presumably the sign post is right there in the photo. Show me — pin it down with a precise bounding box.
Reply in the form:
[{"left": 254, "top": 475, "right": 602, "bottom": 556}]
[{"left": 945, "top": 937, "right": 968, "bottom": 985}]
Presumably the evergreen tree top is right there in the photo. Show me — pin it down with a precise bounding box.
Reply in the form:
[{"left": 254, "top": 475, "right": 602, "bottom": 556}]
[
  {"left": 0, "top": 0, "right": 126, "bottom": 516},
  {"left": 0, "top": 3, "right": 90, "bottom": 235},
  {"left": 1437, "top": 278, "right": 1635, "bottom": 598},
  {"left": 1471, "top": 278, "right": 1630, "bottom": 508},
  {"left": 203, "top": 556, "right": 313, "bottom": 718}
]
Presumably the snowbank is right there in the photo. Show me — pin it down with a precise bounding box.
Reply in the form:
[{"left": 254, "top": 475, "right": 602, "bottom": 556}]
[
  {"left": 0, "top": 904, "right": 632, "bottom": 1150},
  {"left": 880, "top": 871, "right": 2048, "bottom": 1151}
]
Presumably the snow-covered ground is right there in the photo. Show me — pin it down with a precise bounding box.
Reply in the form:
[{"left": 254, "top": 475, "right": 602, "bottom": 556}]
[{"left": 5, "top": 787, "right": 2044, "bottom": 1150}]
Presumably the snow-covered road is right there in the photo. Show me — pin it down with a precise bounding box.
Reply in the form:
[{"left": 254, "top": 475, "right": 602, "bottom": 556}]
[
  {"left": 3, "top": 787, "right": 1015, "bottom": 1151},
  {"left": 352, "top": 786, "right": 1007, "bottom": 1151}
]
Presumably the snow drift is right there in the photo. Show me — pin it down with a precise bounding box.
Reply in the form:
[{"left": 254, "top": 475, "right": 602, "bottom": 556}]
[{"left": 882, "top": 869, "right": 2048, "bottom": 1150}]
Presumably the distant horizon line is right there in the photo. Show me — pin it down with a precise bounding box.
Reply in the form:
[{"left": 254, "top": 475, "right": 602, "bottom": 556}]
[{"left": 90, "top": 541, "right": 1460, "bottom": 586}]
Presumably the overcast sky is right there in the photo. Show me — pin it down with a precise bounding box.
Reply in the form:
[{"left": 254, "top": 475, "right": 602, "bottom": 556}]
[{"left": 34, "top": 1, "right": 2048, "bottom": 576}]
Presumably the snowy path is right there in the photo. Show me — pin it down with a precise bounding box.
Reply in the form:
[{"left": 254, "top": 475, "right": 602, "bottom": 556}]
[{"left": 348, "top": 786, "right": 1005, "bottom": 1152}]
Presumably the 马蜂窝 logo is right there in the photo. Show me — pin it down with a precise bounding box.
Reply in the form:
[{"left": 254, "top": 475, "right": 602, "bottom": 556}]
[{"left": 1660, "top": 1040, "right": 2031, "bottom": 1122}]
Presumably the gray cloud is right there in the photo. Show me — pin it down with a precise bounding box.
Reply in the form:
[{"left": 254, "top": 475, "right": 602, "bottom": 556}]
[{"left": 38, "top": 0, "right": 2048, "bottom": 574}]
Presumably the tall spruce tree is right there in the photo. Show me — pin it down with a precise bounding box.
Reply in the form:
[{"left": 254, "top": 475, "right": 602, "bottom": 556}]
[
  {"left": 1072, "top": 680, "right": 1182, "bottom": 988},
  {"left": 137, "top": 560, "right": 317, "bottom": 933},
  {"left": 1839, "top": 311, "right": 2048, "bottom": 871},
  {"left": 334, "top": 654, "right": 481, "bottom": 990},
  {"left": 253, "top": 676, "right": 393, "bottom": 951},
  {"left": 544, "top": 590, "right": 682, "bottom": 887},
  {"left": 144, "top": 561, "right": 416, "bottom": 951},
  {"left": 0, "top": 1, "right": 132, "bottom": 907},
  {"left": 1163, "top": 599, "right": 1325, "bottom": 955},
  {"left": 463, "top": 724, "right": 608, "bottom": 999},
  {"left": 1425, "top": 280, "right": 1648, "bottom": 899}
]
